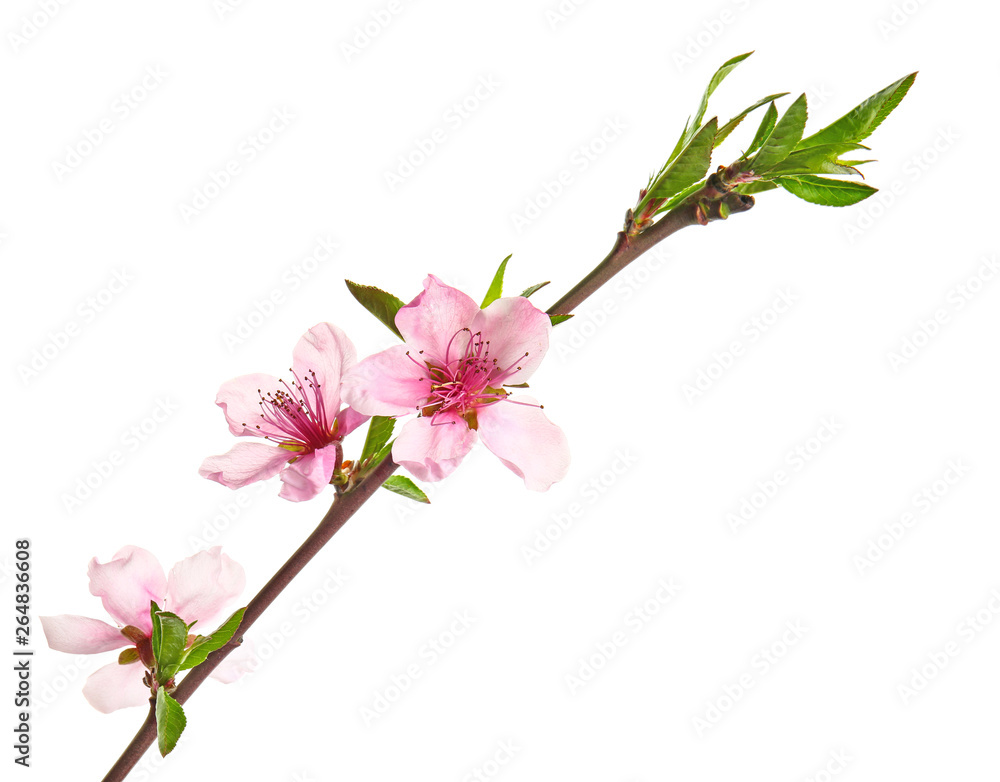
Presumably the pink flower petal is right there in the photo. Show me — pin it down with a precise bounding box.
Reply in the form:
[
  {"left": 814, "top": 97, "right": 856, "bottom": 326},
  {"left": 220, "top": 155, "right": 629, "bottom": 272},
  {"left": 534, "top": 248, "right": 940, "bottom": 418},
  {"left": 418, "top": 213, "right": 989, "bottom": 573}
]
[
  {"left": 395, "top": 275, "right": 481, "bottom": 362},
  {"left": 215, "top": 373, "right": 287, "bottom": 438},
  {"left": 342, "top": 345, "right": 430, "bottom": 416},
  {"left": 472, "top": 296, "right": 551, "bottom": 385},
  {"left": 392, "top": 413, "right": 478, "bottom": 482},
  {"left": 88, "top": 546, "right": 168, "bottom": 634},
  {"left": 199, "top": 442, "right": 293, "bottom": 490},
  {"left": 210, "top": 641, "right": 256, "bottom": 684},
  {"left": 476, "top": 397, "right": 570, "bottom": 491},
  {"left": 165, "top": 547, "right": 245, "bottom": 628},
  {"left": 278, "top": 442, "right": 342, "bottom": 502},
  {"left": 40, "top": 615, "right": 132, "bottom": 654},
  {"left": 82, "top": 661, "right": 151, "bottom": 714},
  {"left": 291, "top": 322, "right": 357, "bottom": 416},
  {"left": 335, "top": 406, "right": 369, "bottom": 438}
]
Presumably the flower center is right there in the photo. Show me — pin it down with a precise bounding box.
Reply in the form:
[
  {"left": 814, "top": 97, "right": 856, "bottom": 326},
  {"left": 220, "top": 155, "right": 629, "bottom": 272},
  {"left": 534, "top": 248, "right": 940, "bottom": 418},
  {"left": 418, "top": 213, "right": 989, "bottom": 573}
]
[
  {"left": 409, "top": 328, "right": 528, "bottom": 425},
  {"left": 245, "top": 368, "right": 336, "bottom": 451}
]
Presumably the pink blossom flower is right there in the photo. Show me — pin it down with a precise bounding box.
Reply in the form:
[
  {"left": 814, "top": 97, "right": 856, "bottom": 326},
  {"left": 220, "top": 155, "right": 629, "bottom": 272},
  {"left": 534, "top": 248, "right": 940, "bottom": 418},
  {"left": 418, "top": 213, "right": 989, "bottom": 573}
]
[
  {"left": 342, "top": 275, "right": 569, "bottom": 490},
  {"left": 40, "top": 546, "right": 249, "bottom": 713},
  {"left": 199, "top": 323, "right": 368, "bottom": 502}
]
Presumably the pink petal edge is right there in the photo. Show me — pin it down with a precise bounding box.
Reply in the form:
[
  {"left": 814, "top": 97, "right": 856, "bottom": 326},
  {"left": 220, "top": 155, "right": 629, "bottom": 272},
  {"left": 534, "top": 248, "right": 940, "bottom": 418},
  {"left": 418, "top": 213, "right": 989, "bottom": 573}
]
[{"left": 392, "top": 413, "right": 478, "bottom": 482}]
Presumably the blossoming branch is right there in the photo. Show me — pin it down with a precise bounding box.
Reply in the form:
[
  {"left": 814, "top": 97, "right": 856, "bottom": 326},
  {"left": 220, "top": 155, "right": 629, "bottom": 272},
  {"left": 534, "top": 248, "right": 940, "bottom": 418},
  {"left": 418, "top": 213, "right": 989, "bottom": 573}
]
[{"left": 37, "top": 52, "right": 916, "bottom": 781}]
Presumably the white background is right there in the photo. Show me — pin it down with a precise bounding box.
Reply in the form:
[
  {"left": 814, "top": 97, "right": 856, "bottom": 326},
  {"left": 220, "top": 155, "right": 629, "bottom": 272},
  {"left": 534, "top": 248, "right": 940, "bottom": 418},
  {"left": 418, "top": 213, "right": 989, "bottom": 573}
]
[{"left": 3, "top": 1, "right": 998, "bottom": 780}]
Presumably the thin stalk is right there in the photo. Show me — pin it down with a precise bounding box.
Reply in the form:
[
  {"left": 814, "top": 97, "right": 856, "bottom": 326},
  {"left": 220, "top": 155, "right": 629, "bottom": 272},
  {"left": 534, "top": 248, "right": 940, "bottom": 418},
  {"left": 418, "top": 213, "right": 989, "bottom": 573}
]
[{"left": 547, "top": 184, "right": 753, "bottom": 315}]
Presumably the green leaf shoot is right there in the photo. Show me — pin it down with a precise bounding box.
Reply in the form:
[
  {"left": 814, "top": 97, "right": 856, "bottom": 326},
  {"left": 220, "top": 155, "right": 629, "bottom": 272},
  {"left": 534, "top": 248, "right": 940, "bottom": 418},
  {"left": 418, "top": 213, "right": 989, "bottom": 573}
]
[
  {"left": 381, "top": 475, "right": 430, "bottom": 504},
  {"left": 766, "top": 142, "right": 871, "bottom": 177},
  {"left": 153, "top": 611, "right": 190, "bottom": 684},
  {"left": 745, "top": 100, "right": 779, "bottom": 157},
  {"left": 155, "top": 688, "right": 187, "bottom": 757},
  {"left": 177, "top": 608, "right": 246, "bottom": 672},
  {"left": 481, "top": 255, "right": 512, "bottom": 308},
  {"left": 716, "top": 92, "right": 789, "bottom": 145},
  {"left": 774, "top": 175, "right": 877, "bottom": 206},
  {"left": 359, "top": 416, "right": 395, "bottom": 469},
  {"left": 648, "top": 117, "right": 718, "bottom": 201},
  {"left": 519, "top": 281, "right": 550, "bottom": 298},
  {"left": 797, "top": 72, "right": 917, "bottom": 148},
  {"left": 345, "top": 280, "right": 406, "bottom": 340},
  {"left": 750, "top": 93, "right": 808, "bottom": 173}
]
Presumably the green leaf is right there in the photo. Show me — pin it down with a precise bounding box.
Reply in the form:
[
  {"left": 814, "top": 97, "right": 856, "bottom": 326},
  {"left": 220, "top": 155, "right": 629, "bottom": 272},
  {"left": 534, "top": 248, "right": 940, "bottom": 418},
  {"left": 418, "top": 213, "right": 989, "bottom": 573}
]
[
  {"left": 359, "top": 416, "right": 395, "bottom": 467},
  {"left": 481, "top": 255, "right": 512, "bottom": 308},
  {"left": 118, "top": 648, "right": 140, "bottom": 665},
  {"left": 766, "top": 142, "right": 871, "bottom": 177},
  {"left": 372, "top": 441, "right": 393, "bottom": 470},
  {"left": 660, "top": 53, "right": 753, "bottom": 179},
  {"left": 691, "top": 52, "right": 754, "bottom": 137},
  {"left": 382, "top": 475, "right": 430, "bottom": 504},
  {"left": 716, "top": 92, "right": 789, "bottom": 146},
  {"left": 745, "top": 101, "right": 779, "bottom": 156},
  {"left": 750, "top": 93, "right": 808, "bottom": 173},
  {"left": 153, "top": 611, "right": 190, "bottom": 684},
  {"left": 149, "top": 601, "right": 162, "bottom": 662},
  {"left": 663, "top": 120, "right": 690, "bottom": 173},
  {"left": 519, "top": 281, "right": 550, "bottom": 298},
  {"left": 735, "top": 180, "right": 778, "bottom": 195},
  {"left": 178, "top": 608, "right": 246, "bottom": 671},
  {"left": 774, "top": 175, "right": 877, "bottom": 206},
  {"left": 798, "top": 72, "right": 917, "bottom": 148},
  {"left": 345, "top": 280, "right": 405, "bottom": 340},
  {"left": 155, "top": 688, "right": 187, "bottom": 757},
  {"left": 649, "top": 117, "right": 718, "bottom": 201},
  {"left": 549, "top": 314, "right": 573, "bottom": 326},
  {"left": 659, "top": 177, "right": 708, "bottom": 213}
]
